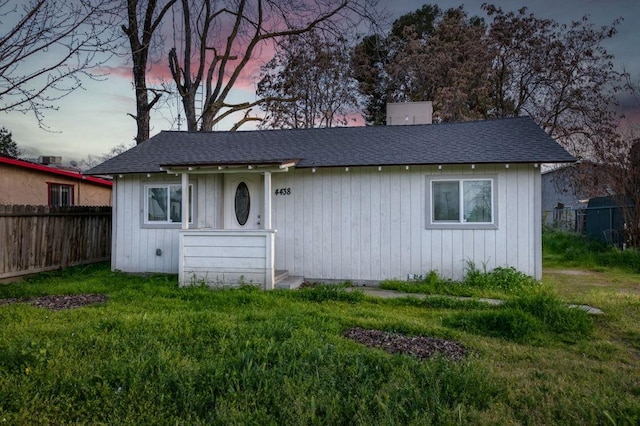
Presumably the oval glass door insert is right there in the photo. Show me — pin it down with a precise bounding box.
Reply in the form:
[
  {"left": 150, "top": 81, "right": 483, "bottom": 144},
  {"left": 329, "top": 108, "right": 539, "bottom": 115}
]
[{"left": 234, "top": 182, "right": 250, "bottom": 225}]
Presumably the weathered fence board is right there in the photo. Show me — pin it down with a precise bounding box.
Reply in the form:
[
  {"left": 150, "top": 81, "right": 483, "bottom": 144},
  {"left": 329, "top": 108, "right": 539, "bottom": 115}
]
[{"left": 0, "top": 205, "right": 111, "bottom": 279}]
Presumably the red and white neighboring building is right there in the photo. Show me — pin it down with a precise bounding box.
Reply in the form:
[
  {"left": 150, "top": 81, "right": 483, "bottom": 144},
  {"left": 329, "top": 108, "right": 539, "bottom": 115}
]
[{"left": 0, "top": 156, "right": 112, "bottom": 206}]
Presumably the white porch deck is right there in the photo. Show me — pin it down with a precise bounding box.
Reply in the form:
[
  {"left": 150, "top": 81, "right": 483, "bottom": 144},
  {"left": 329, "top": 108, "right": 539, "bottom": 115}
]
[{"left": 172, "top": 163, "right": 304, "bottom": 289}]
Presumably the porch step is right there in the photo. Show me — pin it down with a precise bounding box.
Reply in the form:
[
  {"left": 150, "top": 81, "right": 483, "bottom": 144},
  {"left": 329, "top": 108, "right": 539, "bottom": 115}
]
[
  {"left": 274, "top": 269, "right": 304, "bottom": 290},
  {"left": 275, "top": 275, "right": 305, "bottom": 290},
  {"left": 274, "top": 269, "right": 289, "bottom": 283}
]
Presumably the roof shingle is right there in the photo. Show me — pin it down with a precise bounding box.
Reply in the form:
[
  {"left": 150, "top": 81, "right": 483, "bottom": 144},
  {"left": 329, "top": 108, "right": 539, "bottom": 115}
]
[{"left": 87, "top": 116, "right": 575, "bottom": 175}]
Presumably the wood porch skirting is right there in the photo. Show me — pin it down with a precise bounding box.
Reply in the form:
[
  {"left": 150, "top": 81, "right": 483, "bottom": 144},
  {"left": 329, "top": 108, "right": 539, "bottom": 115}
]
[{"left": 179, "top": 229, "right": 276, "bottom": 289}]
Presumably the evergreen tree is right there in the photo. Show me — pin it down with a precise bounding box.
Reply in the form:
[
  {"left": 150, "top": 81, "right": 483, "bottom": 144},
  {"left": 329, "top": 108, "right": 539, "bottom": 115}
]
[{"left": 0, "top": 127, "right": 19, "bottom": 158}]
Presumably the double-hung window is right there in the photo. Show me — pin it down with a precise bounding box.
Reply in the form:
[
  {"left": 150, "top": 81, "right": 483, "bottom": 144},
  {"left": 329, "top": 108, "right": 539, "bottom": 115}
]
[
  {"left": 144, "top": 184, "right": 193, "bottom": 225},
  {"left": 428, "top": 177, "right": 496, "bottom": 228}
]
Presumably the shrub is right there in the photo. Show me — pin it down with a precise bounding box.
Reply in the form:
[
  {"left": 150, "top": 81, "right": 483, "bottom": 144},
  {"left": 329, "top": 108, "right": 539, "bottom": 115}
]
[{"left": 463, "top": 262, "right": 538, "bottom": 293}]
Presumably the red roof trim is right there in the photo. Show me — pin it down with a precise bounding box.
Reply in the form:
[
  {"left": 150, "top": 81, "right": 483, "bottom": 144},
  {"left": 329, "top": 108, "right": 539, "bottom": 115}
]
[{"left": 0, "top": 156, "right": 112, "bottom": 187}]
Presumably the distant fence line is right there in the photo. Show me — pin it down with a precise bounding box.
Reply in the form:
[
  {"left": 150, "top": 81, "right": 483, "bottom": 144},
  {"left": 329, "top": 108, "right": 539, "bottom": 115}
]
[
  {"left": 543, "top": 205, "right": 628, "bottom": 247},
  {"left": 542, "top": 208, "right": 586, "bottom": 234},
  {"left": 0, "top": 205, "right": 112, "bottom": 280}
]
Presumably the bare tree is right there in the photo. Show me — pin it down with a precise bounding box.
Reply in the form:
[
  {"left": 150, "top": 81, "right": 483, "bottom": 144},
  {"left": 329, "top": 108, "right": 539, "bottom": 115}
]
[
  {"left": 588, "top": 76, "right": 640, "bottom": 247},
  {"left": 0, "top": 0, "right": 120, "bottom": 127},
  {"left": 484, "top": 5, "right": 623, "bottom": 158},
  {"left": 121, "top": 0, "right": 177, "bottom": 144},
  {"left": 355, "top": 3, "right": 624, "bottom": 141},
  {"left": 167, "top": 0, "right": 379, "bottom": 132},
  {"left": 620, "top": 138, "right": 640, "bottom": 247},
  {"left": 80, "top": 142, "right": 134, "bottom": 169},
  {"left": 257, "top": 31, "right": 359, "bottom": 129}
]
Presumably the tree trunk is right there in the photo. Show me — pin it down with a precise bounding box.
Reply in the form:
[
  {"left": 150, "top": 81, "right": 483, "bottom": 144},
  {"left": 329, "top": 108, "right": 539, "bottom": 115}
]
[
  {"left": 182, "top": 93, "right": 198, "bottom": 132},
  {"left": 123, "top": 0, "right": 176, "bottom": 144},
  {"left": 132, "top": 56, "right": 151, "bottom": 144}
]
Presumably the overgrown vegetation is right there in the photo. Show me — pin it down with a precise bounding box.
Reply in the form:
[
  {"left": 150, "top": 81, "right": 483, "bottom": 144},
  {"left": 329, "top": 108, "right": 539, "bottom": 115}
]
[
  {"left": 293, "top": 283, "right": 365, "bottom": 303},
  {"left": 444, "top": 293, "right": 594, "bottom": 344},
  {"left": 0, "top": 262, "right": 638, "bottom": 424},
  {"left": 381, "top": 262, "right": 594, "bottom": 345},
  {"left": 379, "top": 262, "right": 540, "bottom": 299},
  {"left": 543, "top": 229, "right": 640, "bottom": 273}
]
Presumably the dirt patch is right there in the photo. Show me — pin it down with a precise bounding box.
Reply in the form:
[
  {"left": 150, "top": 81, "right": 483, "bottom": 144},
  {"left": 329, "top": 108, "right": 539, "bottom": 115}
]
[
  {"left": 344, "top": 327, "right": 468, "bottom": 361},
  {"left": 0, "top": 294, "right": 108, "bottom": 311},
  {"left": 552, "top": 270, "right": 592, "bottom": 276}
]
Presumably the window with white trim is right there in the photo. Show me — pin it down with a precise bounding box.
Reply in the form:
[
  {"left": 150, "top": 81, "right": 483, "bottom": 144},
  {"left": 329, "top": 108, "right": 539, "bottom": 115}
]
[
  {"left": 144, "top": 184, "right": 192, "bottom": 224},
  {"left": 428, "top": 178, "right": 495, "bottom": 228}
]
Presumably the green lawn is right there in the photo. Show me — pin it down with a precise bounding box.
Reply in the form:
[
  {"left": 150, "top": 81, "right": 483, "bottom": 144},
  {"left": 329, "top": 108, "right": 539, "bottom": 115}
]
[{"left": 0, "top": 235, "right": 639, "bottom": 424}]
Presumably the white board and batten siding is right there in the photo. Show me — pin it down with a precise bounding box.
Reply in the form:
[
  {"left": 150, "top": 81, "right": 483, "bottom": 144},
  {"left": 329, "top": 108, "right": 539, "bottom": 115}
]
[
  {"left": 111, "top": 173, "right": 223, "bottom": 274},
  {"left": 112, "top": 164, "right": 542, "bottom": 283},
  {"left": 271, "top": 164, "right": 542, "bottom": 282}
]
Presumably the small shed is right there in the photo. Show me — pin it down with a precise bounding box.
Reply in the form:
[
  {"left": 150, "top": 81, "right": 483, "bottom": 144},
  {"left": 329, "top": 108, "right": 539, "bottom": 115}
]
[{"left": 585, "top": 196, "right": 627, "bottom": 246}]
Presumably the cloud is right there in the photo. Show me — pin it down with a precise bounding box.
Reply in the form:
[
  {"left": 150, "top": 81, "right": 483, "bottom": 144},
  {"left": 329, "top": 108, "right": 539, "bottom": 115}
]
[
  {"left": 97, "top": 65, "right": 132, "bottom": 80},
  {"left": 620, "top": 108, "right": 640, "bottom": 128},
  {"left": 345, "top": 112, "right": 365, "bottom": 127},
  {"left": 101, "top": 57, "right": 270, "bottom": 97}
]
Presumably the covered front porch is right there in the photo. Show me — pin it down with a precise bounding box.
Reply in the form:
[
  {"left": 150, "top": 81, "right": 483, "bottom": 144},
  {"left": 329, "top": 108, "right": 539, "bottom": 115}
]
[{"left": 165, "top": 160, "right": 301, "bottom": 289}]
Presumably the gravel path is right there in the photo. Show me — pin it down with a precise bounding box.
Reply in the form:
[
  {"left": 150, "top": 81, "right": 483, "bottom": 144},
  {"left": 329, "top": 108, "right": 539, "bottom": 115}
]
[{"left": 344, "top": 327, "right": 468, "bottom": 361}]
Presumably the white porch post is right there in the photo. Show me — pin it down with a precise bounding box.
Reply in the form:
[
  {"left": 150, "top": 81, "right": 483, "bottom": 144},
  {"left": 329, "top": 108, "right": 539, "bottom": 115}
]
[
  {"left": 264, "top": 171, "right": 272, "bottom": 229},
  {"left": 263, "top": 171, "right": 274, "bottom": 290},
  {"left": 181, "top": 172, "right": 189, "bottom": 230}
]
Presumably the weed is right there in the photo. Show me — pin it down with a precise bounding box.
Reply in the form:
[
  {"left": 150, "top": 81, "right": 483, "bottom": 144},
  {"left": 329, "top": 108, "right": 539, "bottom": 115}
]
[
  {"left": 504, "top": 293, "right": 593, "bottom": 341},
  {"left": 292, "top": 284, "right": 365, "bottom": 303},
  {"left": 444, "top": 293, "right": 593, "bottom": 344},
  {"left": 443, "top": 308, "right": 542, "bottom": 342},
  {"left": 464, "top": 261, "right": 538, "bottom": 293},
  {"left": 380, "top": 263, "right": 539, "bottom": 299},
  {"left": 543, "top": 229, "right": 640, "bottom": 273}
]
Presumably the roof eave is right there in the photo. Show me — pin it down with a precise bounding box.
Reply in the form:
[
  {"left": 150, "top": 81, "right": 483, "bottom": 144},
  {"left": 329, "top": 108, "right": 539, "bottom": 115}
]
[
  {"left": 159, "top": 159, "right": 299, "bottom": 174},
  {"left": 295, "top": 158, "right": 577, "bottom": 169},
  {"left": 1, "top": 156, "right": 112, "bottom": 186},
  {"left": 86, "top": 158, "right": 576, "bottom": 176}
]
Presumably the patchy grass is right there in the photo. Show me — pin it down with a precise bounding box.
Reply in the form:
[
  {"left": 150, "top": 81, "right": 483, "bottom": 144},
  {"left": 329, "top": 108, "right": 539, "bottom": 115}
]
[{"left": 0, "top": 262, "right": 639, "bottom": 424}]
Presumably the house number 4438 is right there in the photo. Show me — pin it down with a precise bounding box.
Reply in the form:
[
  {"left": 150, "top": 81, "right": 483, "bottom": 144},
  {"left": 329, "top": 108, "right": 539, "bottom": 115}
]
[{"left": 274, "top": 187, "right": 291, "bottom": 195}]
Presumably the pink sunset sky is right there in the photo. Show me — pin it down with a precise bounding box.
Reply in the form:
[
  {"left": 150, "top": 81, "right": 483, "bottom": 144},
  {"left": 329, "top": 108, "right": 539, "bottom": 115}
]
[{"left": 3, "top": 0, "right": 640, "bottom": 164}]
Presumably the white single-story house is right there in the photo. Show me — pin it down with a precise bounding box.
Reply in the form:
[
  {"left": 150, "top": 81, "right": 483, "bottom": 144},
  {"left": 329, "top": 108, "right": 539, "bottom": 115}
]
[{"left": 87, "top": 116, "right": 575, "bottom": 289}]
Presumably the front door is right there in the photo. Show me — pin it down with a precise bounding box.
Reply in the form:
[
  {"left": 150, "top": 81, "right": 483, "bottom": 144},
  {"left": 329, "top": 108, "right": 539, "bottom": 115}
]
[{"left": 224, "top": 174, "right": 263, "bottom": 229}]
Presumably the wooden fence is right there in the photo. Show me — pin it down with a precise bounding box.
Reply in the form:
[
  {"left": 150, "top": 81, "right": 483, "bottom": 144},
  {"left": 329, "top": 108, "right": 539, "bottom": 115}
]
[{"left": 0, "top": 205, "right": 112, "bottom": 280}]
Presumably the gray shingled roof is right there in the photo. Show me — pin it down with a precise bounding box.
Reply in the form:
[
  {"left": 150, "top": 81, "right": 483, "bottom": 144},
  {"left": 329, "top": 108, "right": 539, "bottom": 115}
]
[{"left": 87, "top": 116, "right": 575, "bottom": 175}]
